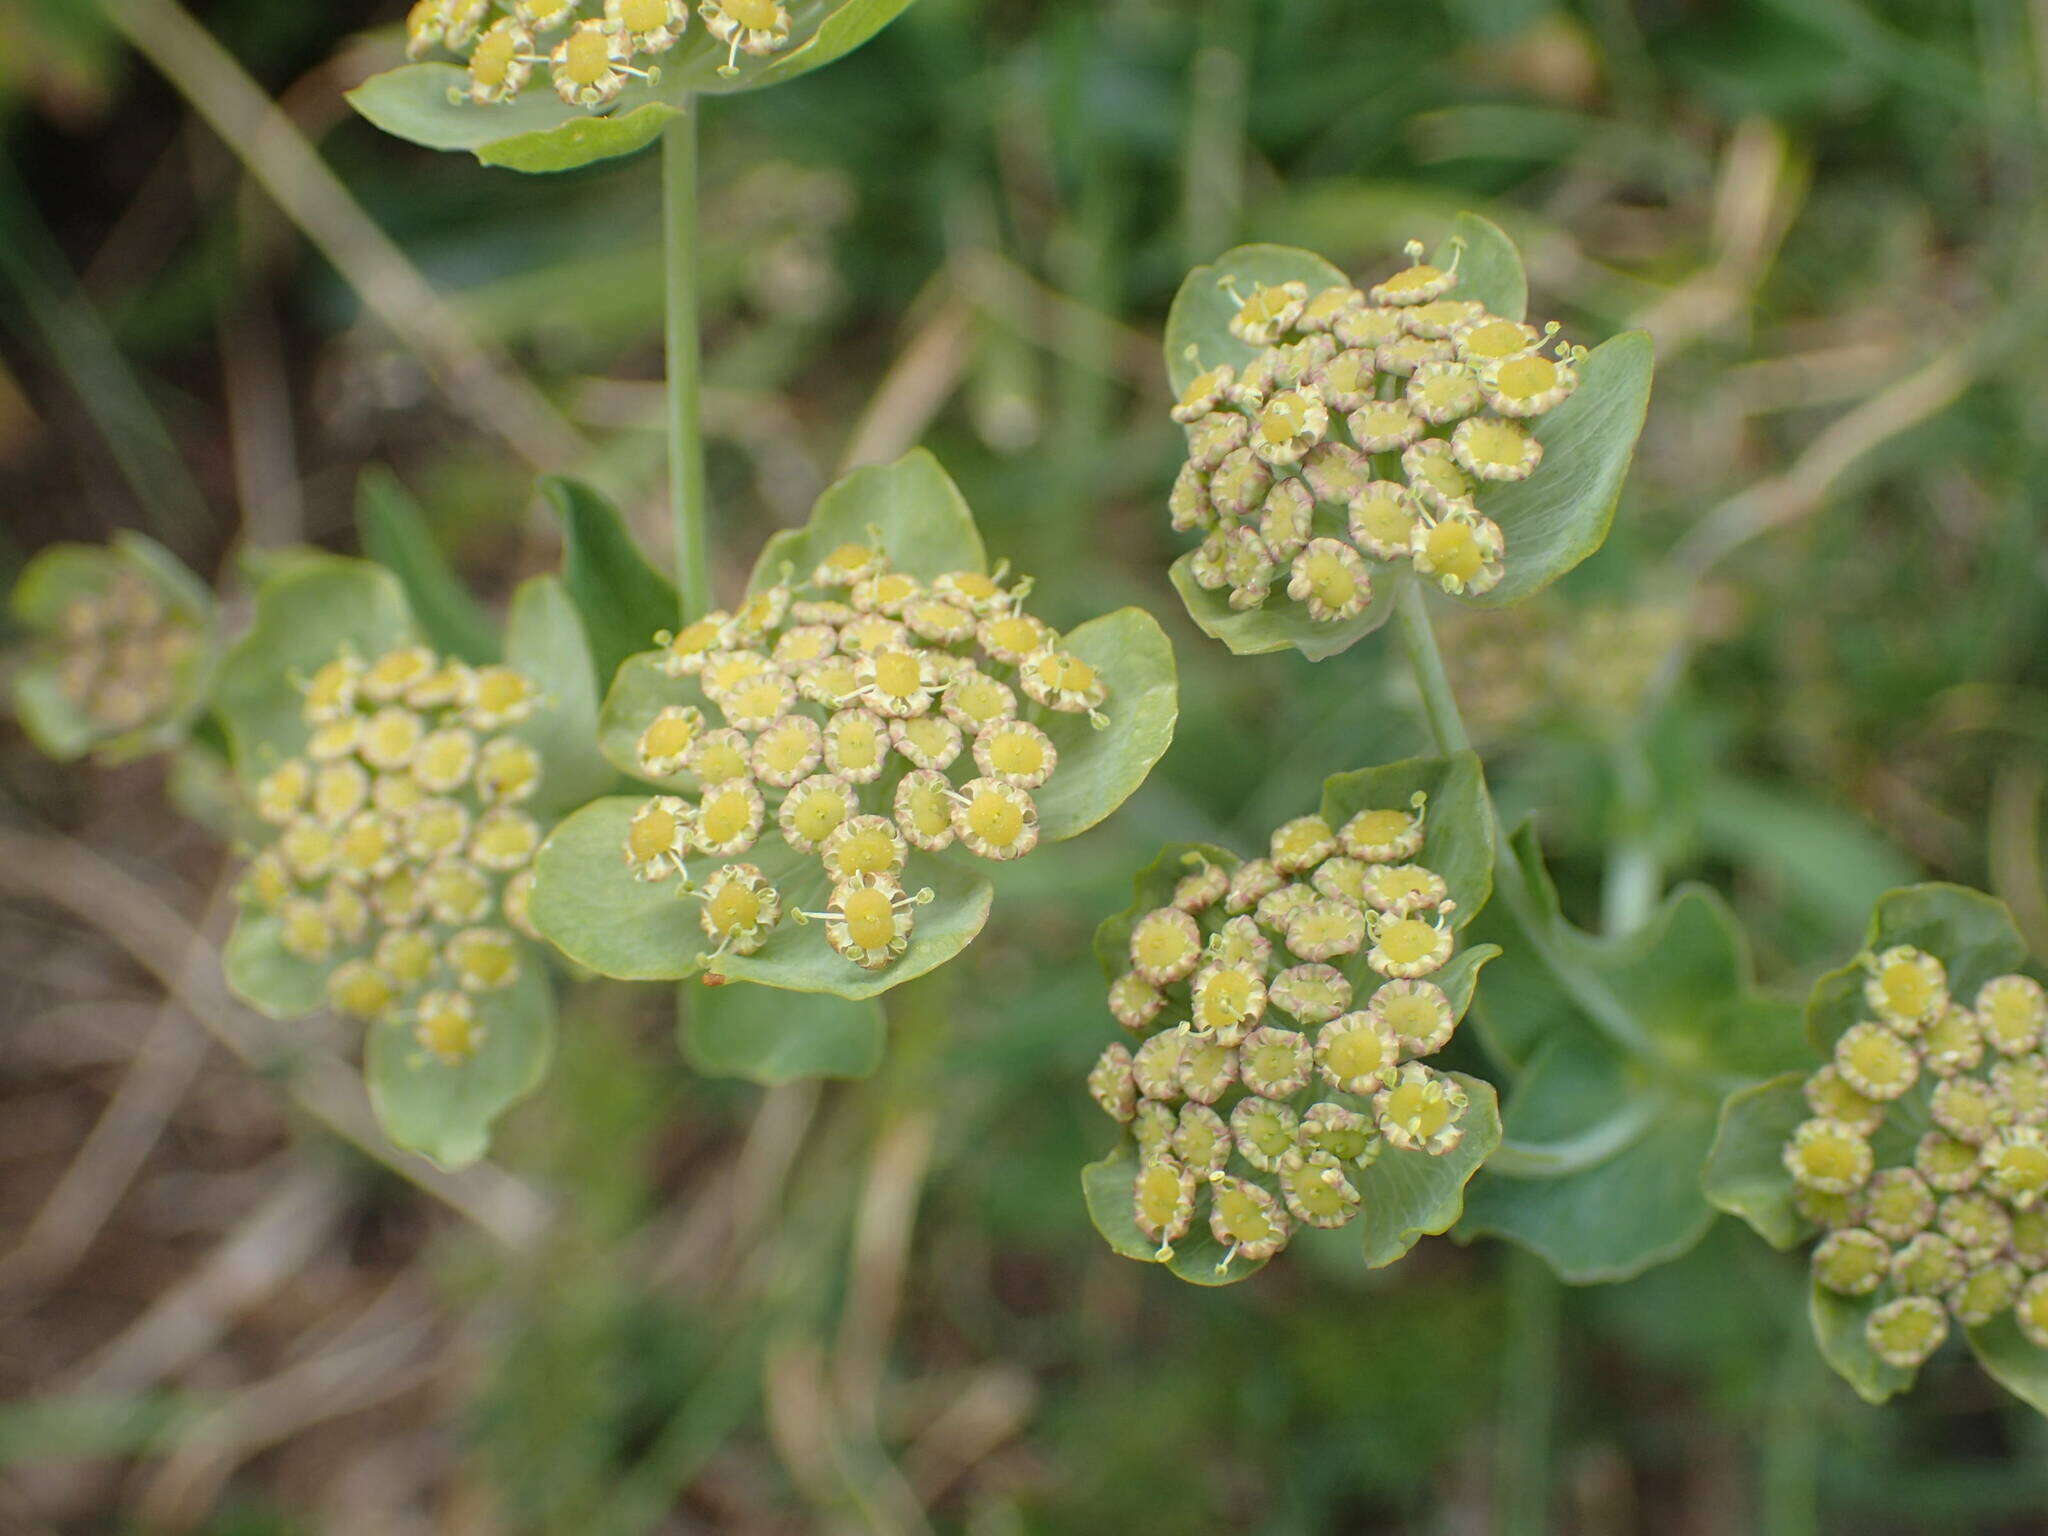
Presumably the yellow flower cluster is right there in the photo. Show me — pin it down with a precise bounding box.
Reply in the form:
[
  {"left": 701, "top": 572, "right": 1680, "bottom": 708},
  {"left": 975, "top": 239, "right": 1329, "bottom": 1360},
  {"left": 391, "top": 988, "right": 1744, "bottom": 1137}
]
[
  {"left": 1090, "top": 794, "right": 1470, "bottom": 1273},
  {"left": 1784, "top": 946, "right": 2048, "bottom": 1368},
  {"left": 623, "top": 546, "right": 1110, "bottom": 974},
  {"left": 405, "top": 0, "right": 792, "bottom": 109},
  {"left": 47, "top": 567, "right": 202, "bottom": 735},
  {"left": 1171, "top": 242, "right": 1585, "bottom": 621},
  {"left": 240, "top": 644, "right": 547, "bottom": 1066}
]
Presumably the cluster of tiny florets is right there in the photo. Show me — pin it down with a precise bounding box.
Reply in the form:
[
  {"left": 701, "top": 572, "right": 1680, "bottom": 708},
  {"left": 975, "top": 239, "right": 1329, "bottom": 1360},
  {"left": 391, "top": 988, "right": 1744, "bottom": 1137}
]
[
  {"left": 405, "top": 0, "right": 791, "bottom": 108},
  {"left": 1170, "top": 241, "right": 1586, "bottom": 622},
  {"left": 623, "top": 544, "right": 1109, "bottom": 975},
  {"left": 1089, "top": 793, "right": 1470, "bottom": 1273},
  {"left": 239, "top": 645, "right": 547, "bottom": 1066},
  {"left": 43, "top": 566, "right": 201, "bottom": 736},
  {"left": 1784, "top": 946, "right": 2048, "bottom": 1368}
]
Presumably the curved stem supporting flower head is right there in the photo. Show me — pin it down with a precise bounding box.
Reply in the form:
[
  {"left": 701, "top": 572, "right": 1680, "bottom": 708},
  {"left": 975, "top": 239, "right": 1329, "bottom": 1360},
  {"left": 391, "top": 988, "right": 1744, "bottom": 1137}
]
[{"left": 663, "top": 103, "right": 711, "bottom": 625}]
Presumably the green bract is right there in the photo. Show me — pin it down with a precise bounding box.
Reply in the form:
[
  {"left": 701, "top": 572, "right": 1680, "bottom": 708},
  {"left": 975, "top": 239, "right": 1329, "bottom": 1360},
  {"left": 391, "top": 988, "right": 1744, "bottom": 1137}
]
[
  {"left": 1081, "top": 754, "right": 1503, "bottom": 1285},
  {"left": 8, "top": 532, "right": 217, "bottom": 763},
  {"left": 1160, "top": 216, "right": 1652, "bottom": 661},
  {"left": 212, "top": 551, "right": 613, "bottom": 1168},
  {"left": 1705, "top": 884, "right": 2048, "bottom": 1410},
  {"left": 347, "top": 0, "right": 918, "bottom": 174},
  {"left": 682, "top": 980, "right": 885, "bottom": 1083},
  {"left": 527, "top": 448, "right": 1178, "bottom": 1006},
  {"left": 1457, "top": 826, "right": 1805, "bottom": 1282}
]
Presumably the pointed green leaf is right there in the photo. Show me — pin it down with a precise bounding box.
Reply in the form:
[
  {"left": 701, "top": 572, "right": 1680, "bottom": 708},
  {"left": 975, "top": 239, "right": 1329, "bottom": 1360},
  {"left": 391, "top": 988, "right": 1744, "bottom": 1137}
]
[
  {"left": 1966, "top": 1313, "right": 2048, "bottom": 1418},
  {"left": 1168, "top": 549, "right": 1403, "bottom": 662},
  {"left": 748, "top": 447, "right": 986, "bottom": 594},
  {"left": 345, "top": 1, "right": 915, "bottom": 172},
  {"left": 1357, "top": 1071, "right": 1502, "bottom": 1268},
  {"left": 526, "top": 796, "right": 992, "bottom": 999},
  {"left": 1034, "top": 607, "right": 1178, "bottom": 843},
  {"left": 1318, "top": 750, "right": 1494, "bottom": 931},
  {"left": 1435, "top": 211, "right": 1526, "bottom": 322},
  {"left": 1081, "top": 1146, "right": 1269, "bottom": 1287},
  {"left": 211, "top": 554, "right": 414, "bottom": 783},
  {"left": 546, "top": 477, "right": 679, "bottom": 684},
  {"left": 353, "top": 467, "right": 498, "bottom": 664},
  {"left": 1464, "top": 331, "right": 1654, "bottom": 608},
  {"left": 222, "top": 910, "right": 332, "bottom": 1021},
  {"left": 1810, "top": 1279, "right": 1915, "bottom": 1405},
  {"left": 1805, "top": 883, "right": 2029, "bottom": 1056},
  {"left": 364, "top": 948, "right": 556, "bottom": 1169},
  {"left": 504, "top": 574, "right": 619, "bottom": 818},
  {"left": 681, "top": 981, "right": 885, "bottom": 1083},
  {"left": 1702, "top": 1073, "right": 1810, "bottom": 1250},
  {"left": 1163, "top": 243, "right": 1350, "bottom": 398}
]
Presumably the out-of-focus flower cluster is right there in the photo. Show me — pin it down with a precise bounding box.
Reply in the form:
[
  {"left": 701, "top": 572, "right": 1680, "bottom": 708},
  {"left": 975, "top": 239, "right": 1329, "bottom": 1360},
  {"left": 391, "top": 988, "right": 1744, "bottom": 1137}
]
[
  {"left": 240, "top": 645, "right": 547, "bottom": 1066},
  {"left": 1170, "top": 242, "right": 1586, "bottom": 622},
  {"left": 1089, "top": 795, "right": 1471, "bottom": 1272},
  {"left": 405, "top": 0, "right": 791, "bottom": 108},
  {"left": 1785, "top": 947, "right": 2048, "bottom": 1367},
  {"left": 623, "top": 545, "right": 1110, "bottom": 974},
  {"left": 39, "top": 565, "right": 202, "bottom": 738}
]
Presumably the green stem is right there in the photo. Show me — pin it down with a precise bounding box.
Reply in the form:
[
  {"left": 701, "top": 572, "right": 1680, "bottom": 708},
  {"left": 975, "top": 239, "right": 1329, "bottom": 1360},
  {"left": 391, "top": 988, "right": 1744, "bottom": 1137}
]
[
  {"left": 1494, "top": 1249, "right": 1560, "bottom": 1536},
  {"left": 1760, "top": 1340, "right": 1822, "bottom": 1536},
  {"left": 662, "top": 105, "right": 710, "bottom": 624},
  {"left": 1394, "top": 578, "right": 1472, "bottom": 755}
]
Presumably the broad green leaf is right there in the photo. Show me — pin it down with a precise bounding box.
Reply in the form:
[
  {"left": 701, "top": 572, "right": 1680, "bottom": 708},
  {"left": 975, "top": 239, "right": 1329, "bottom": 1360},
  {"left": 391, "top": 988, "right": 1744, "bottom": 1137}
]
[
  {"left": 1034, "top": 607, "right": 1178, "bottom": 843},
  {"left": 354, "top": 467, "right": 498, "bottom": 664},
  {"left": 9, "top": 662, "right": 101, "bottom": 761},
  {"left": 748, "top": 448, "right": 986, "bottom": 594},
  {"left": 1162, "top": 243, "right": 1350, "bottom": 398},
  {"left": 1357, "top": 1071, "right": 1502, "bottom": 1268},
  {"left": 1459, "top": 826, "right": 1803, "bottom": 1281},
  {"left": 211, "top": 555, "right": 416, "bottom": 784},
  {"left": 1168, "top": 549, "right": 1402, "bottom": 663},
  {"left": 1092, "top": 840, "right": 1242, "bottom": 980},
  {"left": 345, "top": 1, "right": 916, "bottom": 173},
  {"left": 546, "top": 477, "right": 679, "bottom": 682},
  {"left": 222, "top": 911, "right": 332, "bottom": 1021},
  {"left": 1465, "top": 331, "right": 1654, "bottom": 608},
  {"left": 10, "top": 542, "right": 121, "bottom": 629},
  {"left": 527, "top": 796, "right": 992, "bottom": 999},
  {"left": 1434, "top": 211, "right": 1526, "bottom": 322},
  {"left": 1809, "top": 1280, "right": 1914, "bottom": 1406},
  {"left": 1080, "top": 1146, "right": 1269, "bottom": 1287},
  {"left": 1459, "top": 1097, "right": 1719, "bottom": 1283},
  {"left": 597, "top": 651, "right": 708, "bottom": 789},
  {"left": 1701, "top": 1073, "right": 1809, "bottom": 1250},
  {"left": 364, "top": 949, "right": 556, "bottom": 1169},
  {"left": 681, "top": 981, "right": 885, "bottom": 1083},
  {"left": 1966, "top": 1313, "right": 2048, "bottom": 1417},
  {"left": 1805, "top": 883, "right": 2029, "bottom": 1056},
  {"left": 504, "top": 574, "right": 620, "bottom": 819},
  {"left": 1318, "top": 750, "right": 1494, "bottom": 931}
]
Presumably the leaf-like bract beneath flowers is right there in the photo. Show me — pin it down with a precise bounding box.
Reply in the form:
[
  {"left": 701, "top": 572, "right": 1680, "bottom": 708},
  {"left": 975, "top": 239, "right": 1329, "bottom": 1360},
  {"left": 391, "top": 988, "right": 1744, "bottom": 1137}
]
[
  {"left": 681, "top": 980, "right": 885, "bottom": 1083},
  {"left": 748, "top": 447, "right": 987, "bottom": 593}
]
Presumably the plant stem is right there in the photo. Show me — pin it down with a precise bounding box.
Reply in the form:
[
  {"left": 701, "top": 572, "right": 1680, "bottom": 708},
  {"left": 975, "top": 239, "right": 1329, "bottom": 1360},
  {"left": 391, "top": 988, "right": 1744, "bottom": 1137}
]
[
  {"left": 1394, "top": 578, "right": 1472, "bottom": 755},
  {"left": 1494, "top": 1248, "right": 1560, "bottom": 1536},
  {"left": 663, "top": 104, "right": 711, "bottom": 624}
]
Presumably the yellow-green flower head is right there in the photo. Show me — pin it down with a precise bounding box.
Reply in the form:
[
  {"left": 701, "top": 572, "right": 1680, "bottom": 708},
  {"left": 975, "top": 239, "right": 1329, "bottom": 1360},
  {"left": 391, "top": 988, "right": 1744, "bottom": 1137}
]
[
  {"left": 1278, "top": 1148, "right": 1361, "bottom": 1229},
  {"left": 1227, "top": 281, "right": 1310, "bottom": 348},
  {"left": 1130, "top": 1098, "right": 1176, "bottom": 1159},
  {"left": 1365, "top": 910, "right": 1454, "bottom": 981},
  {"left": 1173, "top": 1103, "right": 1233, "bottom": 1175},
  {"left": 1937, "top": 1190, "right": 2012, "bottom": 1264},
  {"left": 1450, "top": 417, "right": 1542, "bottom": 483},
  {"left": 1130, "top": 1030, "right": 1186, "bottom": 1102},
  {"left": 1865, "top": 1295, "right": 1948, "bottom": 1370},
  {"left": 1375, "top": 1063, "right": 1469, "bottom": 1155},
  {"left": 1979, "top": 974, "right": 2048, "bottom": 1055},
  {"left": 1914, "top": 1131, "right": 1982, "bottom": 1193},
  {"left": 551, "top": 18, "right": 643, "bottom": 108},
  {"left": 1108, "top": 971, "right": 1166, "bottom": 1032},
  {"left": 1930, "top": 1074, "right": 2001, "bottom": 1145},
  {"left": 1287, "top": 538, "right": 1373, "bottom": 622},
  {"left": 1230, "top": 1098, "right": 1300, "bottom": 1172},
  {"left": 1833, "top": 1021, "right": 1919, "bottom": 1101},
  {"left": 1312, "top": 1010, "right": 1398, "bottom": 1096},
  {"left": 700, "top": 0, "right": 792, "bottom": 75},
  {"left": 1132, "top": 1154, "right": 1197, "bottom": 1256},
  {"left": 1890, "top": 1231, "right": 1966, "bottom": 1298},
  {"left": 1951, "top": 1259, "right": 2024, "bottom": 1327},
  {"left": 1983, "top": 1128, "right": 2048, "bottom": 1209},
  {"left": 2019, "top": 1273, "right": 2048, "bottom": 1346},
  {"left": 461, "top": 19, "right": 538, "bottom": 103},
  {"left": 1205, "top": 1172, "right": 1291, "bottom": 1268},
  {"left": 1864, "top": 946, "right": 1948, "bottom": 1031},
  {"left": 1783, "top": 1117, "right": 1874, "bottom": 1195},
  {"left": 1190, "top": 960, "right": 1266, "bottom": 1043},
  {"left": 606, "top": 0, "right": 688, "bottom": 53},
  {"left": 1811, "top": 1227, "right": 1889, "bottom": 1296},
  {"left": 1208, "top": 915, "right": 1274, "bottom": 972},
  {"left": 1482, "top": 344, "right": 1579, "bottom": 418},
  {"left": 797, "top": 872, "right": 931, "bottom": 970},
  {"left": 1371, "top": 978, "right": 1458, "bottom": 1058},
  {"left": 2014, "top": 1208, "right": 2048, "bottom": 1271},
  {"left": 1253, "top": 882, "right": 1317, "bottom": 937},
  {"left": 1993, "top": 1054, "right": 2048, "bottom": 1124},
  {"left": 1796, "top": 1186, "right": 1864, "bottom": 1229},
  {"left": 1921, "top": 1003, "right": 1985, "bottom": 1077},
  {"left": 694, "top": 862, "right": 780, "bottom": 957},
  {"left": 516, "top": 0, "right": 580, "bottom": 33},
  {"left": 1179, "top": 1031, "right": 1239, "bottom": 1105},
  {"left": 1284, "top": 898, "right": 1366, "bottom": 964},
  {"left": 1862, "top": 1167, "right": 1935, "bottom": 1243},
  {"left": 1089, "top": 1042, "right": 1137, "bottom": 1123},
  {"left": 1266, "top": 962, "right": 1352, "bottom": 1027}
]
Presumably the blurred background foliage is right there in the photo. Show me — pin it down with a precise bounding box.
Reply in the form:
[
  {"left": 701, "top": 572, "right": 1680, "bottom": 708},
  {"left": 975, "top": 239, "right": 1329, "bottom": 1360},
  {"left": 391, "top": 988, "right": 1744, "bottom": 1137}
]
[{"left": 3, "top": 0, "right": 2047, "bottom": 1530}]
